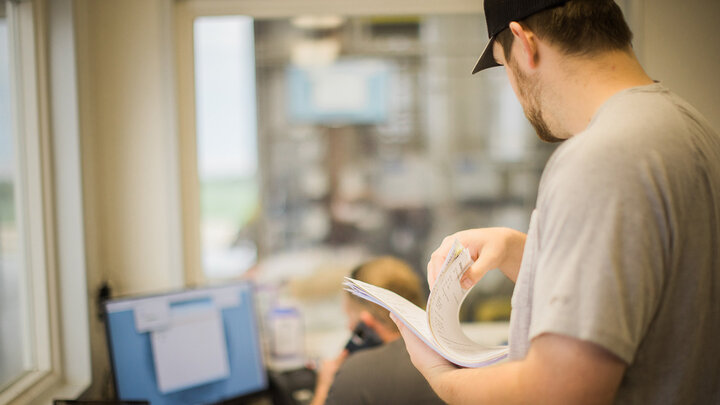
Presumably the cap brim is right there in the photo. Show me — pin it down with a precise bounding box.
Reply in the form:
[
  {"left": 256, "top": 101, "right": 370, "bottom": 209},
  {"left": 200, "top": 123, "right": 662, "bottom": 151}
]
[{"left": 472, "top": 36, "right": 500, "bottom": 74}]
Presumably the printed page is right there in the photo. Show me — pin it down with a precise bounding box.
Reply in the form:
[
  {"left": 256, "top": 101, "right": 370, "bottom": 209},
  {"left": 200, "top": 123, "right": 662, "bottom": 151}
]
[
  {"left": 427, "top": 243, "right": 487, "bottom": 353},
  {"left": 425, "top": 241, "right": 508, "bottom": 366}
]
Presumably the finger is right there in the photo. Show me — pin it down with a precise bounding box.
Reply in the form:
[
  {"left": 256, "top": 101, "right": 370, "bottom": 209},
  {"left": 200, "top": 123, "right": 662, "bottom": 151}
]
[
  {"left": 427, "top": 237, "right": 456, "bottom": 288},
  {"left": 459, "top": 250, "right": 500, "bottom": 289},
  {"left": 389, "top": 312, "right": 400, "bottom": 328},
  {"left": 389, "top": 313, "right": 407, "bottom": 336},
  {"left": 390, "top": 313, "right": 417, "bottom": 350},
  {"left": 427, "top": 259, "right": 436, "bottom": 289}
]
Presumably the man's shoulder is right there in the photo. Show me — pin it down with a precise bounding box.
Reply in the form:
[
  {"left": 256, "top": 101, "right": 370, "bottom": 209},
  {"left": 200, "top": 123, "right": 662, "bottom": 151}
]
[
  {"left": 546, "top": 84, "right": 719, "bottom": 190},
  {"left": 580, "top": 83, "right": 716, "bottom": 150},
  {"left": 340, "top": 339, "right": 406, "bottom": 372}
]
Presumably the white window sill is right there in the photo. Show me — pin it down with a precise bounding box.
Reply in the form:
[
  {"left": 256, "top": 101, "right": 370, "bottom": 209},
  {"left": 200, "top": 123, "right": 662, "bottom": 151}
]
[{"left": 32, "top": 381, "right": 89, "bottom": 405}]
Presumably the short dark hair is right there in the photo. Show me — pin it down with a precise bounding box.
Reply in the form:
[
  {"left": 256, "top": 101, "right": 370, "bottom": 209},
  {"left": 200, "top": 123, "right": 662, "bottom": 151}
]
[{"left": 496, "top": 0, "right": 633, "bottom": 63}]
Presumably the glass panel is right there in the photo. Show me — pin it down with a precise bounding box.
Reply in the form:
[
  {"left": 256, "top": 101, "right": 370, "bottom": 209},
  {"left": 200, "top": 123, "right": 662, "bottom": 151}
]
[
  {"left": 0, "top": 2, "right": 34, "bottom": 389},
  {"left": 194, "top": 16, "right": 260, "bottom": 279}
]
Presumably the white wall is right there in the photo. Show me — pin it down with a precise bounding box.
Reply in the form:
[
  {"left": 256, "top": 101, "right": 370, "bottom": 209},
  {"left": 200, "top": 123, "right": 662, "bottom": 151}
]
[
  {"left": 639, "top": 0, "right": 720, "bottom": 131},
  {"left": 77, "top": 0, "right": 183, "bottom": 297},
  {"left": 74, "top": 0, "right": 183, "bottom": 397}
]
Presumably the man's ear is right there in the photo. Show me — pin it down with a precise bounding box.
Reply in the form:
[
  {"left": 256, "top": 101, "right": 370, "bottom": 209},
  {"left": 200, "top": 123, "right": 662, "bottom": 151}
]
[
  {"left": 359, "top": 310, "right": 397, "bottom": 343},
  {"left": 359, "top": 310, "right": 377, "bottom": 328},
  {"left": 509, "top": 21, "right": 539, "bottom": 69},
  {"left": 360, "top": 310, "right": 389, "bottom": 336}
]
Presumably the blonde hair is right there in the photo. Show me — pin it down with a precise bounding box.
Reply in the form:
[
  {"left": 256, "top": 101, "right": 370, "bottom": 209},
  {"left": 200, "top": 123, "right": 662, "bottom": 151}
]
[{"left": 347, "top": 256, "right": 425, "bottom": 331}]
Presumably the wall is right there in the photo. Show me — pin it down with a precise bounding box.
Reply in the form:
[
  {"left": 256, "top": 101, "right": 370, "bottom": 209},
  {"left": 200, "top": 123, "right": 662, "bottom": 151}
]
[
  {"left": 639, "top": 0, "right": 720, "bottom": 131},
  {"left": 74, "top": 0, "right": 183, "bottom": 397},
  {"left": 76, "top": 0, "right": 183, "bottom": 296}
]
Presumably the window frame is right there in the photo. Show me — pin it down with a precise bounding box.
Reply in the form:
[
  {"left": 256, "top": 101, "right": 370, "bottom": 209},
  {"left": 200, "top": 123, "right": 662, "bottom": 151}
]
[
  {"left": 0, "top": 0, "right": 58, "bottom": 400},
  {"left": 174, "top": 0, "right": 487, "bottom": 286},
  {"left": 0, "top": 0, "right": 91, "bottom": 403}
]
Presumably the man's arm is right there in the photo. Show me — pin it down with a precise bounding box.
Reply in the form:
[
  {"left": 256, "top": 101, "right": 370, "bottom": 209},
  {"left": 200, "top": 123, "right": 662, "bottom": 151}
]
[
  {"left": 393, "top": 315, "right": 626, "bottom": 405},
  {"left": 310, "top": 351, "right": 347, "bottom": 405}
]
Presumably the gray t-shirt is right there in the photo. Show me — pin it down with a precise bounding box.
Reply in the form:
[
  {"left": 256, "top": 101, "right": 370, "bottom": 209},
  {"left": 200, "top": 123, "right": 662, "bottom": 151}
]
[
  {"left": 509, "top": 83, "right": 720, "bottom": 404},
  {"left": 325, "top": 339, "right": 445, "bottom": 405}
]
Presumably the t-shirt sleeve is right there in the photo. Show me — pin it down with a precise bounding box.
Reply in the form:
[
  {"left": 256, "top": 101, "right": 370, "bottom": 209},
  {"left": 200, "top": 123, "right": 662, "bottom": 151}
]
[{"left": 528, "top": 144, "right": 668, "bottom": 364}]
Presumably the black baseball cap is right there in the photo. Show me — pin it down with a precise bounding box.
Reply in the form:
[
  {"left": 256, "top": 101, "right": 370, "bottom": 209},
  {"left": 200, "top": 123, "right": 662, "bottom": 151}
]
[{"left": 472, "top": 0, "right": 568, "bottom": 74}]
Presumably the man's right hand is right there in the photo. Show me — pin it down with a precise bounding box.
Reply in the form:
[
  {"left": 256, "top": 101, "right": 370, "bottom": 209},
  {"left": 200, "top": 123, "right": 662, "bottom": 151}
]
[{"left": 427, "top": 228, "right": 527, "bottom": 289}]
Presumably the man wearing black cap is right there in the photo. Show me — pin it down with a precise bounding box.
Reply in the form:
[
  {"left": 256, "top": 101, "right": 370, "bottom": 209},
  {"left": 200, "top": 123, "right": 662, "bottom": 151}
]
[{"left": 393, "top": 0, "right": 720, "bottom": 404}]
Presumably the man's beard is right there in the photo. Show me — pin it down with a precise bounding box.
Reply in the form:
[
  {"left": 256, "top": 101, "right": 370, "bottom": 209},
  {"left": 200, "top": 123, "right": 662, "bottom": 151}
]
[{"left": 510, "top": 61, "right": 565, "bottom": 143}]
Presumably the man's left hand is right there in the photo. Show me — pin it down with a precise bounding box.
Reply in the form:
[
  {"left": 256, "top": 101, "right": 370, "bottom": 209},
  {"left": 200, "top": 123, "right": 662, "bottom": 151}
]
[{"left": 390, "top": 313, "right": 457, "bottom": 386}]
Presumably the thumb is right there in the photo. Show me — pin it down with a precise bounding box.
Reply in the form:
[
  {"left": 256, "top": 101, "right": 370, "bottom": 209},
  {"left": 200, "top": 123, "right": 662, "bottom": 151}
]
[
  {"left": 459, "top": 252, "right": 498, "bottom": 289},
  {"left": 389, "top": 313, "right": 405, "bottom": 334}
]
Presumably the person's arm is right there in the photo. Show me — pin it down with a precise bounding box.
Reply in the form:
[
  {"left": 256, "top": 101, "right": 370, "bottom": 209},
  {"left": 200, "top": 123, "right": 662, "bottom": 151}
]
[
  {"left": 310, "top": 351, "right": 347, "bottom": 405},
  {"left": 392, "top": 315, "right": 626, "bottom": 405},
  {"left": 427, "top": 227, "right": 527, "bottom": 289}
]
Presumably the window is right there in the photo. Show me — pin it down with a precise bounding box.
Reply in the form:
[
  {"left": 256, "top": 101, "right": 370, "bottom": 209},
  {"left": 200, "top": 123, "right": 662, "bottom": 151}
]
[
  {"left": 194, "top": 16, "right": 261, "bottom": 280},
  {"left": 0, "top": 0, "right": 90, "bottom": 402},
  {"left": 0, "top": 0, "right": 36, "bottom": 390}
]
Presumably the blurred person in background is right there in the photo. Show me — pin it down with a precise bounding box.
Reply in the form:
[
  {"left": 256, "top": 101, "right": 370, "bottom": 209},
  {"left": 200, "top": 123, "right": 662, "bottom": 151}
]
[{"left": 311, "top": 256, "right": 444, "bottom": 405}]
